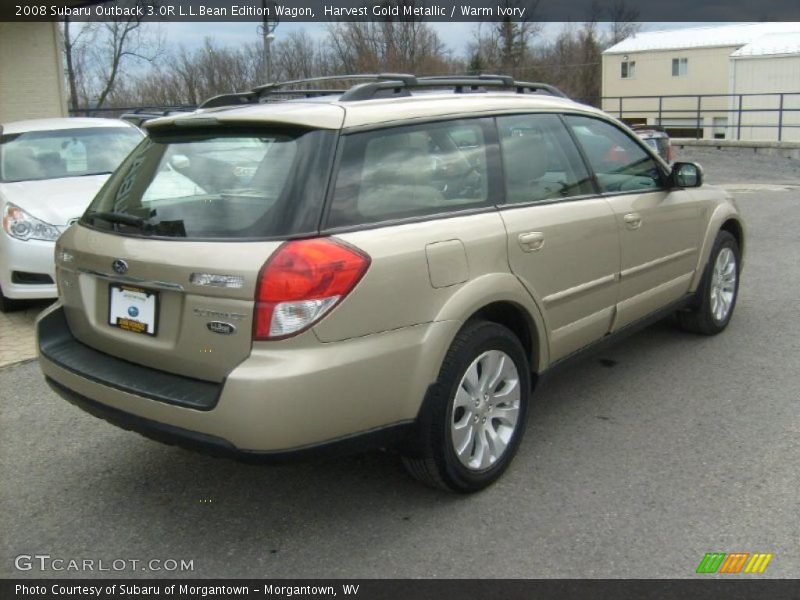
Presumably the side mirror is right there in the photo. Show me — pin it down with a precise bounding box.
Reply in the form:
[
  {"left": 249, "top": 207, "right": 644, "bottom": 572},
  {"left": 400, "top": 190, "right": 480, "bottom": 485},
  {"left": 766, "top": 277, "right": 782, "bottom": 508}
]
[{"left": 671, "top": 162, "right": 703, "bottom": 188}]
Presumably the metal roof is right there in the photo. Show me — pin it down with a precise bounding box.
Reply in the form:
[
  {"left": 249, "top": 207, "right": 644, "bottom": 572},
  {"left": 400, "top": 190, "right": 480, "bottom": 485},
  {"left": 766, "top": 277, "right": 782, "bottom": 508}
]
[
  {"left": 730, "top": 32, "right": 800, "bottom": 57},
  {"left": 604, "top": 23, "right": 800, "bottom": 55}
]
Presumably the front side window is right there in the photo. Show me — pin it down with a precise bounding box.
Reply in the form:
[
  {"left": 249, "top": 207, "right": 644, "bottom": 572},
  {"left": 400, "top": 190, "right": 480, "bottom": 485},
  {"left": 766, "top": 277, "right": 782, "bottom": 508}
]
[
  {"left": 672, "top": 57, "right": 688, "bottom": 77},
  {"left": 0, "top": 127, "right": 141, "bottom": 183},
  {"left": 328, "top": 119, "right": 491, "bottom": 228},
  {"left": 621, "top": 60, "right": 636, "bottom": 79},
  {"left": 566, "top": 116, "right": 664, "bottom": 193},
  {"left": 82, "top": 128, "right": 335, "bottom": 239},
  {"left": 498, "top": 113, "right": 594, "bottom": 204}
]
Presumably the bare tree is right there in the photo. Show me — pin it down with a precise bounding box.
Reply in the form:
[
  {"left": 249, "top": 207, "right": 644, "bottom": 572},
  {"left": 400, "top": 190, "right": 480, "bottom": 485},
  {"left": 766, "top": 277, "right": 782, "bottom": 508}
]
[
  {"left": 467, "top": 1, "right": 540, "bottom": 78},
  {"left": 99, "top": 0, "right": 640, "bottom": 111},
  {"left": 607, "top": 0, "right": 641, "bottom": 45},
  {"left": 271, "top": 30, "right": 322, "bottom": 81},
  {"left": 91, "top": 4, "right": 164, "bottom": 110},
  {"left": 64, "top": 0, "right": 164, "bottom": 112},
  {"left": 62, "top": 18, "right": 99, "bottom": 112},
  {"left": 575, "top": 19, "right": 602, "bottom": 105},
  {"left": 109, "top": 38, "right": 263, "bottom": 107},
  {"left": 325, "top": 1, "right": 451, "bottom": 75},
  {"left": 497, "top": 0, "right": 539, "bottom": 76},
  {"left": 467, "top": 23, "right": 501, "bottom": 75}
]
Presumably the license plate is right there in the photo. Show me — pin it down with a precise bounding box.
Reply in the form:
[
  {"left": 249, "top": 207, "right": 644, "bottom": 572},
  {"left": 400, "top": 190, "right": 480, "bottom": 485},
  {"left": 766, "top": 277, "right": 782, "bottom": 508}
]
[{"left": 108, "top": 284, "right": 159, "bottom": 336}]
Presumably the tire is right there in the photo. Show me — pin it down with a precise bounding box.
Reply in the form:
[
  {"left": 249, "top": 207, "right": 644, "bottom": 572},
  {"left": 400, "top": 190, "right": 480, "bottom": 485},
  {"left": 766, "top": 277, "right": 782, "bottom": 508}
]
[
  {"left": 402, "top": 320, "right": 531, "bottom": 493},
  {"left": 0, "top": 285, "right": 22, "bottom": 313},
  {"left": 677, "top": 230, "right": 740, "bottom": 335}
]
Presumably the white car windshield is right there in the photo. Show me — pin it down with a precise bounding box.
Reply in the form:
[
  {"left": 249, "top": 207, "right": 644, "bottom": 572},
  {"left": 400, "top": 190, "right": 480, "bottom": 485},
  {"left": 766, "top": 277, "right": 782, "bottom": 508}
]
[{"left": 0, "top": 126, "right": 142, "bottom": 183}]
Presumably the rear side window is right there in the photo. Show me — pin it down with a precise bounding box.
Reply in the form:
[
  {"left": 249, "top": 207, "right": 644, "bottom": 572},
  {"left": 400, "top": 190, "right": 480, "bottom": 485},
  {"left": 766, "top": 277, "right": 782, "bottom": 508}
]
[
  {"left": 82, "top": 128, "right": 335, "bottom": 239},
  {"left": 328, "top": 119, "right": 492, "bottom": 228},
  {"left": 566, "top": 116, "right": 664, "bottom": 193},
  {"left": 498, "top": 113, "right": 594, "bottom": 204}
]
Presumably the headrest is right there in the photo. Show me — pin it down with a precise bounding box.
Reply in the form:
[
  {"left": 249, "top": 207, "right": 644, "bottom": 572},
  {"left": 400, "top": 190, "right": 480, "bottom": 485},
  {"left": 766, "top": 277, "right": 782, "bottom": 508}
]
[
  {"left": 363, "top": 133, "right": 434, "bottom": 187},
  {"left": 503, "top": 132, "right": 548, "bottom": 185}
]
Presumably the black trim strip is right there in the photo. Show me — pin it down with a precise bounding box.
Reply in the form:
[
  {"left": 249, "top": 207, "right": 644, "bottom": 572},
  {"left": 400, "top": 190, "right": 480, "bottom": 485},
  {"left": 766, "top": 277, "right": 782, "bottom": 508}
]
[
  {"left": 321, "top": 205, "right": 499, "bottom": 236},
  {"left": 47, "top": 377, "right": 415, "bottom": 463},
  {"left": 38, "top": 308, "right": 221, "bottom": 411},
  {"left": 541, "top": 293, "right": 694, "bottom": 378},
  {"left": 560, "top": 113, "right": 603, "bottom": 195}
]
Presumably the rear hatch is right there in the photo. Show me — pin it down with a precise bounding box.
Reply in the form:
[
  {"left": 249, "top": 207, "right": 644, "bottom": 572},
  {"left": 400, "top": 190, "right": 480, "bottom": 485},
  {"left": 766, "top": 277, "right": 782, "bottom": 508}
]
[{"left": 56, "top": 123, "right": 338, "bottom": 383}]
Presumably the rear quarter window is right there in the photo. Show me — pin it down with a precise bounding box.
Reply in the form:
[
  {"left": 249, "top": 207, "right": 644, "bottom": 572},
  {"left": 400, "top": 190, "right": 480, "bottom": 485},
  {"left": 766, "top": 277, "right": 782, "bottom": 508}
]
[{"left": 327, "top": 119, "right": 494, "bottom": 228}]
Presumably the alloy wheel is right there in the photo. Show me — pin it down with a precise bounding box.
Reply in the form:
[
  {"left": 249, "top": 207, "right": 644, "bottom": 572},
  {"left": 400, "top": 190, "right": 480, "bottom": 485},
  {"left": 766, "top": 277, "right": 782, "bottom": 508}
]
[
  {"left": 450, "top": 350, "right": 521, "bottom": 471},
  {"left": 710, "top": 247, "right": 737, "bottom": 322}
]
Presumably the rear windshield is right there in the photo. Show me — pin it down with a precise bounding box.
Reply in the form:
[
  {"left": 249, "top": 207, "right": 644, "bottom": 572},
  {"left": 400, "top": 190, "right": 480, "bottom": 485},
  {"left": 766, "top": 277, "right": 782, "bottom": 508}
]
[
  {"left": 81, "top": 127, "right": 335, "bottom": 239},
  {"left": 0, "top": 126, "right": 142, "bottom": 183}
]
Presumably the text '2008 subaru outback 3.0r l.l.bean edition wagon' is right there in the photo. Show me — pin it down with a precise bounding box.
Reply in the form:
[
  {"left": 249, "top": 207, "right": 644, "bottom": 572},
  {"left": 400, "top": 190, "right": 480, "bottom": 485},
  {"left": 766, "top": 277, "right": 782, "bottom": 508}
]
[{"left": 38, "top": 74, "right": 744, "bottom": 492}]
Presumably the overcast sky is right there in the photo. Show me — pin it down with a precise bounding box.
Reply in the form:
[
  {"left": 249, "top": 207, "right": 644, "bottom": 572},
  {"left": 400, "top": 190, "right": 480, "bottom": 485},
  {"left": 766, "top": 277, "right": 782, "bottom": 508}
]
[{"left": 155, "top": 21, "right": 737, "bottom": 55}]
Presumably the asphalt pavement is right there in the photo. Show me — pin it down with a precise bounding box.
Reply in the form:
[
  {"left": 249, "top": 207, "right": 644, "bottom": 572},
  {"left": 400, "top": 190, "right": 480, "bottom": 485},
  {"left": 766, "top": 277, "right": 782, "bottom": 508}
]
[{"left": 1, "top": 152, "right": 798, "bottom": 579}]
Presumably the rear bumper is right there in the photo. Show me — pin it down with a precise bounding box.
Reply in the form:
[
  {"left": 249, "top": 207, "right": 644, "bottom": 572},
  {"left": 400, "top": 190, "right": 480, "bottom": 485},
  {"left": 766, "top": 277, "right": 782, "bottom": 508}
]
[
  {"left": 38, "top": 307, "right": 221, "bottom": 410},
  {"left": 0, "top": 233, "right": 57, "bottom": 299},
  {"left": 38, "top": 303, "right": 459, "bottom": 454},
  {"left": 45, "top": 376, "right": 415, "bottom": 462}
]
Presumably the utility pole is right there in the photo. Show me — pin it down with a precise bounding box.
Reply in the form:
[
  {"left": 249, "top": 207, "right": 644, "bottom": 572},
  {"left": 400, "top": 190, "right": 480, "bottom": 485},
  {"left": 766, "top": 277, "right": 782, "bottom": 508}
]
[{"left": 259, "top": 0, "right": 279, "bottom": 83}]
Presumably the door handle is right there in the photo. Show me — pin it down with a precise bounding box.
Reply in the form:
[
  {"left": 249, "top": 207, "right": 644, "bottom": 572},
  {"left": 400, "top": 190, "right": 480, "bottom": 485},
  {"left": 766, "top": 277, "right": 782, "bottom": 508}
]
[
  {"left": 623, "top": 213, "right": 642, "bottom": 230},
  {"left": 518, "top": 232, "right": 545, "bottom": 252}
]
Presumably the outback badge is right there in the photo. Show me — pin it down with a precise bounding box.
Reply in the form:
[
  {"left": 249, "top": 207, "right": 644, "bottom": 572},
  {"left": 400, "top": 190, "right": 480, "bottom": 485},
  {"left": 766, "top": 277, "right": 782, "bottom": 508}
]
[
  {"left": 207, "top": 321, "right": 236, "bottom": 335},
  {"left": 112, "top": 259, "right": 128, "bottom": 274}
]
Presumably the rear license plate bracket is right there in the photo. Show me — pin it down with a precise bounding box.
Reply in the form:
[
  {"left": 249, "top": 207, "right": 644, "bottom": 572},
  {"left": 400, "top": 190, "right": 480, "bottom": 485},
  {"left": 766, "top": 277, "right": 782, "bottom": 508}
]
[{"left": 108, "top": 284, "right": 159, "bottom": 336}]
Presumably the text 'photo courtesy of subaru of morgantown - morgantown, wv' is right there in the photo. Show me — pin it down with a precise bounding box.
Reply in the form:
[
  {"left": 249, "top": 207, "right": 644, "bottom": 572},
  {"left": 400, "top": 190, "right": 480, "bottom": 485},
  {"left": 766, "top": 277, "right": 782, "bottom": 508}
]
[
  {"left": 0, "top": 118, "right": 143, "bottom": 311},
  {"left": 36, "top": 74, "right": 744, "bottom": 492}
]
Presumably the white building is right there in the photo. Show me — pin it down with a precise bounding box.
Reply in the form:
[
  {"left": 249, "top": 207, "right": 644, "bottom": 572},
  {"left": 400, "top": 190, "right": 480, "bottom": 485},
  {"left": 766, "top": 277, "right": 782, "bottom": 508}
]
[
  {"left": 729, "top": 32, "right": 800, "bottom": 141},
  {"left": 602, "top": 23, "right": 800, "bottom": 141},
  {"left": 0, "top": 22, "right": 69, "bottom": 123}
]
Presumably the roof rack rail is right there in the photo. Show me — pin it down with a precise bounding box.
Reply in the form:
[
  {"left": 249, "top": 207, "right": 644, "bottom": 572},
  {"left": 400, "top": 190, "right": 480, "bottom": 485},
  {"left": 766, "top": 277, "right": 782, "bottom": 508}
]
[
  {"left": 420, "top": 74, "right": 515, "bottom": 86},
  {"left": 339, "top": 75, "right": 567, "bottom": 101},
  {"left": 199, "top": 74, "right": 416, "bottom": 108},
  {"left": 198, "top": 73, "right": 568, "bottom": 108},
  {"left": 631, "top": 124, "right": 668, "bottom": 132},
  {"left": 199, "top": 91, "right": 259, "bottom": 109},
  {"left": 260, "top": 89, "right": 357, "bottom": 98},
  {"left": 251, "top": 73, "right": 418, "bottom": 94},
  {"left": 129, "top": 106, "right": 194, "bottom": 115}
]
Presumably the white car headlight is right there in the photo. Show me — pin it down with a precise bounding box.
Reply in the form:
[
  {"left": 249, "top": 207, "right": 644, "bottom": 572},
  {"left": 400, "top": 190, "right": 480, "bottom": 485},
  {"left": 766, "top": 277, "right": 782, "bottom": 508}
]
[{"left": 2, "top": 202, "right": 61, "bottom": 242}]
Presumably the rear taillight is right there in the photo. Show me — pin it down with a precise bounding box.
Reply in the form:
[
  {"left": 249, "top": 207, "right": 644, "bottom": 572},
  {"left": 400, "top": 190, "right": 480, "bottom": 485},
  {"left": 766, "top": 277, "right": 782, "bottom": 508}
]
[{"left": 253, "top": 238, "right": 370, "bottom": 340}]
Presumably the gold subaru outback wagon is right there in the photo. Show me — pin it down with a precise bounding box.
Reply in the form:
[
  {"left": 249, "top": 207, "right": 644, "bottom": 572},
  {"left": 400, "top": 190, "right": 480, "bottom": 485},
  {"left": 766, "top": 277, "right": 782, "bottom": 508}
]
[{"left": 37, "top": 75, "right": 744, "bottom": 492}]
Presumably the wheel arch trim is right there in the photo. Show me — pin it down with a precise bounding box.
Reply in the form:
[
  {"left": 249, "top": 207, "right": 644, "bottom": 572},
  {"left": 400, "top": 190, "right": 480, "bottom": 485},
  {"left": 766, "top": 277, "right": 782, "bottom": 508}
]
[
  {"left": 690, "top": 206, "right": 745, "bottom": 292},
  {"left": 432, "top": 273, "right": 549, "bottom": 373}
]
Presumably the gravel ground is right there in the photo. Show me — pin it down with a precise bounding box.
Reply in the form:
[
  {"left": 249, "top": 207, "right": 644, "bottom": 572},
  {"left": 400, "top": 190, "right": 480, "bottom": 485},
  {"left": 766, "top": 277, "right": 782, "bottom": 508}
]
[{"left": 674, "top": 146, "right": 800, "bottom": 185}]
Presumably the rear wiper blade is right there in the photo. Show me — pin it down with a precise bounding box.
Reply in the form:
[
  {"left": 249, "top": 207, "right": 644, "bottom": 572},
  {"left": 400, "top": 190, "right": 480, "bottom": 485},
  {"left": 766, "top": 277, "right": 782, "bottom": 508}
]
[{"left": 86, "top": 210, "right": 148, "bottom": 228}]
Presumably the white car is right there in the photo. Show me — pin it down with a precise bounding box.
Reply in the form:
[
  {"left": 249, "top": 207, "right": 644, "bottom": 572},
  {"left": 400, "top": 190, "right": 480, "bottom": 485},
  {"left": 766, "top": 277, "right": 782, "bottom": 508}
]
[{"left": 0, "top": 118, "right": 143, "bottom": 311}]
